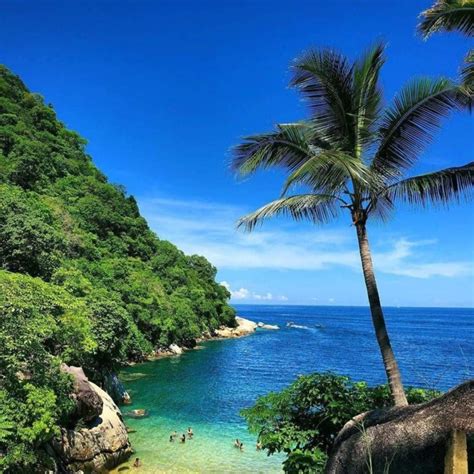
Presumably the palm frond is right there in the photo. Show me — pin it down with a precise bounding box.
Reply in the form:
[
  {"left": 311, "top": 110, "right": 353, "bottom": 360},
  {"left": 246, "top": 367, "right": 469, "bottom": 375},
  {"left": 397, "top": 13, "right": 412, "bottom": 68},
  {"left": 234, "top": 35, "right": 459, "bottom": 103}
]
[
  {"left": 237, "top": 194, "right": 339, "bottom": 231},
  {"left": 372, "top": 78, "right": 462, "bottom": 180},
  {"left": 281, "top": 150, "right": 375, "bottom": 196},
  {"left": 461, "top": 49, "right": 474, "bottom": 107},
  {"left": 353, "top": 43, "right": 385, "bottom": 152},
  {"left": 385, "top": 161, "right": 474, "bottom": 206},
  {"left": 232, "top": 123, "right": 330, "bottom": 176},
  {"left": 418, "top": 0, "right": 474, "bottom": 38},
  {"left": 290, "top": 48, "right": 355, "bottom": 150}
]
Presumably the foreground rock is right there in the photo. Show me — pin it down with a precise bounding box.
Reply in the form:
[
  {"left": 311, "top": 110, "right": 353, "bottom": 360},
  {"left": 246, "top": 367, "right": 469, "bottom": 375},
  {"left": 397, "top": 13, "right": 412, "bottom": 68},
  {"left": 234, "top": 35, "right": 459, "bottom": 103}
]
[
  {"left": 61, "top": 365, "right": 103, "bottom": 422},
  {"left": 325, "top": 380, "right": 474, "bottom": 474},
  {"left": 50, "top": 367, "right": 132, "bottom": 472}
]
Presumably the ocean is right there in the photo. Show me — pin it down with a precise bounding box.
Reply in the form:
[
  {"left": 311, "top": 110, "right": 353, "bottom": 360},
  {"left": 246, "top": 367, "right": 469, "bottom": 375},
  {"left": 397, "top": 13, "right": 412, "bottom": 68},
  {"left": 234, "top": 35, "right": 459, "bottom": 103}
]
[{"left": 116, "top": 305, "right": 473, "bottom": 473}]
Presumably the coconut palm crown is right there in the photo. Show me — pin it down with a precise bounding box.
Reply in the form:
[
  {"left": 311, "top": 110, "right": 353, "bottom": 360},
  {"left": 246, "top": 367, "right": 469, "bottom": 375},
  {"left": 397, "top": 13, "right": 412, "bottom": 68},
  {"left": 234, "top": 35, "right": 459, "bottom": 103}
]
[
  {"left": 232, "top": 44, "right": 473, "bottom": 406},
  {"left": 419, "top": 0, "right": 474, "bottom": 99}
]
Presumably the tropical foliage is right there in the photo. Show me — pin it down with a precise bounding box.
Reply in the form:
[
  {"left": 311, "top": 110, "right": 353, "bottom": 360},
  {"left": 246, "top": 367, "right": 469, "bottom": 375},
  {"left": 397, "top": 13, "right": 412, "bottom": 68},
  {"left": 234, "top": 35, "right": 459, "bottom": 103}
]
[
  {"left": 0, "top": 65, "right": 235, "bottom": 471},
  {"left": 232, "top": 44, "right": 473, "bottom": 406},
  {"left": 419, "top": 0, "right": 474, "bottom": 99},
  {"left": 242, "top": 373, "right": 440, "bottom": 473}
]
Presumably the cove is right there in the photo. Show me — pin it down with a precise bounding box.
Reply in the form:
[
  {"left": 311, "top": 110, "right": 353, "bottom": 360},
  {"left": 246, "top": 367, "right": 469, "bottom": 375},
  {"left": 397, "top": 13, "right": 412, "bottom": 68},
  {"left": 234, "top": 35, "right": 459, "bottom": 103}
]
[{"left": 115, "top": 305, "right": 473, "bottom": 473}]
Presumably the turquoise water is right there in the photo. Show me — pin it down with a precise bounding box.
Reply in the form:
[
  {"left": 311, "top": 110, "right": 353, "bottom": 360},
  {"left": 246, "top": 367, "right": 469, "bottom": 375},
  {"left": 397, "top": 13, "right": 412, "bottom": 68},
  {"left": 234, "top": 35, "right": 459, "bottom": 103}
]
[{"left": 117, "top": 305, "right": 473, "bottom": 473}]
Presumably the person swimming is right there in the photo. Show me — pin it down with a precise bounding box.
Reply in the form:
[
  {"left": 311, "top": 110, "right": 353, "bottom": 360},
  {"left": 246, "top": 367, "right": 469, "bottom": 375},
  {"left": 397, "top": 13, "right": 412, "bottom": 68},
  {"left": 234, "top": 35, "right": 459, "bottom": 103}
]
[
  {"left": 133, "top": 457, "right": 142, "bottom": 467},
  {"left": 180, "top": 434, "right": 186, "bottom": 443},
  {"left": 187, "top": 427, "right": 194, "bottom": 439},
  {"left": 234, "top": 439, "right": 241, "bottom": 448}
]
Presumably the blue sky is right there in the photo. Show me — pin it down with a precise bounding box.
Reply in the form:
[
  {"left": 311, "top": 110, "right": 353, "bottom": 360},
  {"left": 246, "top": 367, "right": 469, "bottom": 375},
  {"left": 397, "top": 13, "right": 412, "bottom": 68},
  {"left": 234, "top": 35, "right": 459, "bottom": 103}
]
[{"left": 1, "top": 0, "right": 473, "bottom": 307}]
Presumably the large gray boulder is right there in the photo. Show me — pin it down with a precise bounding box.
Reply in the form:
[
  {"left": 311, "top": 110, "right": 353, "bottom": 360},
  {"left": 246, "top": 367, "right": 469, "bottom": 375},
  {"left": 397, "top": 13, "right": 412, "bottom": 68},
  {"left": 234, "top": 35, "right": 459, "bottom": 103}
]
[
  {"left": 52, "top": 368, "right": 132, "bottom": 472},
  {"left": 325, "top": 380, "right": 474, "bottom": 474},
  {"left": 62, "top": 365, "right": 103, "bottom": 422}
]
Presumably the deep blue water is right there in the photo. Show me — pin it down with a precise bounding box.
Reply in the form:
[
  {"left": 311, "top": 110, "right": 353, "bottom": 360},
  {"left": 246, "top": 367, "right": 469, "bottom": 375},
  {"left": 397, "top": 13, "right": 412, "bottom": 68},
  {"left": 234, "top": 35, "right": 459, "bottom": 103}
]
[{"left": 117, "top": 305, "right": 473, "bottom": 473}]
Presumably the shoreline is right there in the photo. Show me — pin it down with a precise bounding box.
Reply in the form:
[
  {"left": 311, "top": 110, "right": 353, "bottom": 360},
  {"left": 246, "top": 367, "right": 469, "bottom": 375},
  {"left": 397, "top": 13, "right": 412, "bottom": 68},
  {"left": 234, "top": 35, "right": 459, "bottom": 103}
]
[{"left": 142, "top": 316, "right": 278, "bottom": 362}]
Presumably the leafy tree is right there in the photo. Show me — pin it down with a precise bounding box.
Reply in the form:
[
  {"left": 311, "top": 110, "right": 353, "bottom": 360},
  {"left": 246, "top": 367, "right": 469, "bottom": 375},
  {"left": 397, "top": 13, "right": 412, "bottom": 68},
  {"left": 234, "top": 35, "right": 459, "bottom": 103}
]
[
  {"left": 0, "top": 185, "right": 66, "bottom": 279},
  {"left": 242, "top": 373, "right": 440, "bottom": 473},
  {"left": 232, "top": 44, "right": 472, "bottom": 406},
  {"left": 0, "top": 64, "right": 236, "bottom": 470}
]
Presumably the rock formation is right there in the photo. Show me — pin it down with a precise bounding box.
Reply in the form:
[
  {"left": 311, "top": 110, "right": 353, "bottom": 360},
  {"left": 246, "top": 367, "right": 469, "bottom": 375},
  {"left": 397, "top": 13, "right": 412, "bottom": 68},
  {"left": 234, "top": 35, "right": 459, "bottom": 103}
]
[
  {"left": 214, "top": 316, "right": 258, "bottom": 338},
  {"left": 325, "top": 380, "right": 474, "bottom": 474},
  {"left": 51, "top": 367, "right": 132, "bottom": 472},
  {"left": 104, "top": 372, "right": 132, "bottom": 405}
]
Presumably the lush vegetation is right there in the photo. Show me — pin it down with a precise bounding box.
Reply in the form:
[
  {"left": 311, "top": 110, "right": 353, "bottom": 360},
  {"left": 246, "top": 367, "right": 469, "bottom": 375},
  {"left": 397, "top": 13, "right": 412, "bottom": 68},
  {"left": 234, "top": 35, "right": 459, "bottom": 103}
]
[
  {"left": 0, "top": 65, "right": 235, "bottom": 471},
  {"left": 242, "top": 373, "right": 440, "bottom": 473},
  {"left": 231, "top": 43, "right": 472, "bottom": 407}
]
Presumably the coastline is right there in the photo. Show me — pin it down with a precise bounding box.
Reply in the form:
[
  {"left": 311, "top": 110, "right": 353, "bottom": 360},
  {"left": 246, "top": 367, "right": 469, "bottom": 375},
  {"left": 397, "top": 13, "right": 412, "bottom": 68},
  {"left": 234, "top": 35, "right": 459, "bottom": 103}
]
[{"left": 144, "top": 316, "right": 277, "bottom": 361}]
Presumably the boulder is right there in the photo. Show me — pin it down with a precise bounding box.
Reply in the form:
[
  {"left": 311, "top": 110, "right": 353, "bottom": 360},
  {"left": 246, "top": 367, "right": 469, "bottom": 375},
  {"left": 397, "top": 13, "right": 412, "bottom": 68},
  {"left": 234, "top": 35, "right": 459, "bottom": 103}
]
[
  {"left": 325, "top": 380, "right": 474, "bottom": 474},
  {"left": 61, "top": 365, "right": 103, "bottom": 422},
  {"left": 51, "top": 381, "right": 132, "bottom": 472},
  {"left": 124, "top": 408, "right": 149, "bottom": 419},
  {"left": 169, "top": 344, "right": 183, "bottom": 355},
  {"left": 214, "top": 317, "right": 258, "bottom": 338},
  {"left": 103, "top": 372, "right": 131, "bottom": 405}
]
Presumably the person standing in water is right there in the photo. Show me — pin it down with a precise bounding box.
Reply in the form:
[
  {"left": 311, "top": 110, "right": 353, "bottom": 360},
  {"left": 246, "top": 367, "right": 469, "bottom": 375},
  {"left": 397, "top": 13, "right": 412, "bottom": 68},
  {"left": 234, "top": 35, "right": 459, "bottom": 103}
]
[
  {"left": 187, "top": 427, "right": 194, "bottom": 439},
  {"left": 180, "top": 434, "right": 186, "bottom": 443}
]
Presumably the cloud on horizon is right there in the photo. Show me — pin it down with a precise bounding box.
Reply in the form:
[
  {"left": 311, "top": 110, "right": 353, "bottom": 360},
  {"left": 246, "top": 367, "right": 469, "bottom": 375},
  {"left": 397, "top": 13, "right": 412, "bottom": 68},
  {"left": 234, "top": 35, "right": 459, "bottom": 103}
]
[{"left": 138, "top": 196, "right": 473, "bottom": 283}]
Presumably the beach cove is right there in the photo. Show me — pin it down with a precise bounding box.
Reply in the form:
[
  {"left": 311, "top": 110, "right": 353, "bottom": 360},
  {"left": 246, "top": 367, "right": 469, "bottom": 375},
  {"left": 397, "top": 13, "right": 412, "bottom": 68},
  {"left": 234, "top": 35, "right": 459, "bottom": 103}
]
[{"left": 113, "top": 305, "right": 473, "bottom": 473}]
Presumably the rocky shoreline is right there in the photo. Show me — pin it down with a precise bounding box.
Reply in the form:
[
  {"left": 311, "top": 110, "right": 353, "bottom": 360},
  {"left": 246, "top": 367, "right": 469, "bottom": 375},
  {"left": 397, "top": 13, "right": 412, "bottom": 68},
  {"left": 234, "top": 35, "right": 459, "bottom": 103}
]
[{"left": 150, "top": 316, "right": 279, "bottom": 360}]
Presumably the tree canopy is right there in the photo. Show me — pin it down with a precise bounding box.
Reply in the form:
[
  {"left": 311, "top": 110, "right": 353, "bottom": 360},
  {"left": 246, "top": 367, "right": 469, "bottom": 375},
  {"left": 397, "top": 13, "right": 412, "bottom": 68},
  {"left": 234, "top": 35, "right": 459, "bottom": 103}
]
[{"left": 0, "top": 65, "right": 235, "bottom": 471}]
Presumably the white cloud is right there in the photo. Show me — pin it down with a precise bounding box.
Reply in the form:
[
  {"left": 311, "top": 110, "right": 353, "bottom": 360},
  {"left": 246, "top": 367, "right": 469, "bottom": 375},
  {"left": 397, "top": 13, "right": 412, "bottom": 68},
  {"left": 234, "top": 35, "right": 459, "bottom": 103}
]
[
  {"left": 220, "top": 281, "right": 287, "bottom": 302},
  {"left": 220, "top": 281, "right": 250, "bottom": 300},
  {"left": 138, "top": 196, "right": 473, "bottom": 280}
]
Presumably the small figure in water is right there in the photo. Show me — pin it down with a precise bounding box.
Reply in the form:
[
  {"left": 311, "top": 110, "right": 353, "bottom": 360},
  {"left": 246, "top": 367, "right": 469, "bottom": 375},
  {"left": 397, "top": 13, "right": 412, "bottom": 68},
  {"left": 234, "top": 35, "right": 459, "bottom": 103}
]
[
  {"left": 170, "top": 430, "right": 177, "bottom": 441},
  {"left": 256, "top": 441, "right": 262, "bottom": 451},
  {"left": 187, "top": 427, "right": 194, "bottom": 439},
  {"left": 133, "top": 457, "right": 142, "bottom": 467},
  {"left": 169, "top": 435, "right": 173, "bottom": 442},
  {"left": 239, "top": 442, "right": 244, "bottom": 452},
  {"left": 180, "top": 434, "right": 186, "bottom": 443},
  {"left": 234, "top": 439, "right": 241, "bottom": 448}
]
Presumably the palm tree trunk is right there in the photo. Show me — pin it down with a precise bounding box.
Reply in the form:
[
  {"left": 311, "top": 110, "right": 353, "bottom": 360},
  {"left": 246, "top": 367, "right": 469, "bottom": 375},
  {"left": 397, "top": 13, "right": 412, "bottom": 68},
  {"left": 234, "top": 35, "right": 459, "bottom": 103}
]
[{"left": 355, "top": 221, "right": 408, "bottom": 407}]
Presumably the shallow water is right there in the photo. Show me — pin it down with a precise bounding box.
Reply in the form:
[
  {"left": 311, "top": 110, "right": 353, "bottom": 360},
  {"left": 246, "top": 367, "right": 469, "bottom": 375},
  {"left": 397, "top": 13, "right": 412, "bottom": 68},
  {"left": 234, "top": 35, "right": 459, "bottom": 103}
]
[{"left": 116, "top": 305, "right": 473, "bottom": 473}]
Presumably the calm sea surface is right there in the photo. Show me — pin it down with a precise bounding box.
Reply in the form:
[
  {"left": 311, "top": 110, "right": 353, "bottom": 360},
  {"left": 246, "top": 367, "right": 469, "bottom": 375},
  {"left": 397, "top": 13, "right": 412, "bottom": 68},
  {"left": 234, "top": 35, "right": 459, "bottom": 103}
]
[{"left": 117, "top": 305, "right": 473, "bottom": 473}]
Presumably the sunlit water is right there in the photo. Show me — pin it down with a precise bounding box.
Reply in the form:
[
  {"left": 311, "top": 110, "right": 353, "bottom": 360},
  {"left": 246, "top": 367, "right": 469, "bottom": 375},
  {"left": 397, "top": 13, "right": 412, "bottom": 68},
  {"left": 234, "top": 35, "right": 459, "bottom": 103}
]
[{"left": 114, "top": 305, "right": 473, "bottom": 473}]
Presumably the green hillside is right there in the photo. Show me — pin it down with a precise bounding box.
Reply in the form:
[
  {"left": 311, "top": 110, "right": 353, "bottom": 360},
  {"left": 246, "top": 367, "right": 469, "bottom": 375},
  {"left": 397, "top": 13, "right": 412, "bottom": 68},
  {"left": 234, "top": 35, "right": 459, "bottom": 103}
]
[{"left": 0, "top": 65, "right": 235, "bottom": 471}]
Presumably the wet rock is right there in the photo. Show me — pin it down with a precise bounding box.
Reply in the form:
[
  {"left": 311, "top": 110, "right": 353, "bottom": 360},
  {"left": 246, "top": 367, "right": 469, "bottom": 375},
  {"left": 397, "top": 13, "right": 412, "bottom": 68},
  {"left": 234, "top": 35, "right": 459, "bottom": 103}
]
[{"left": 104, "top": 372, "right": 132, "bottom": 405}]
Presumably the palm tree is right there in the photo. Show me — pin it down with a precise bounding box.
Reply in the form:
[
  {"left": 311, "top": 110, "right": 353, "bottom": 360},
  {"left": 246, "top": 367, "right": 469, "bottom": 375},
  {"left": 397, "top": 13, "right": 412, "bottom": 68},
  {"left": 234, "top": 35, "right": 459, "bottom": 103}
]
[
  {"left": 418, "top": 0, "right": 474, "bottom": 37},
  {"left": 232, "top": 44, "right": 473, "bottom": 406},
  {"left": 418, "top": 0, "right": 474, "bottom": 99}
]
